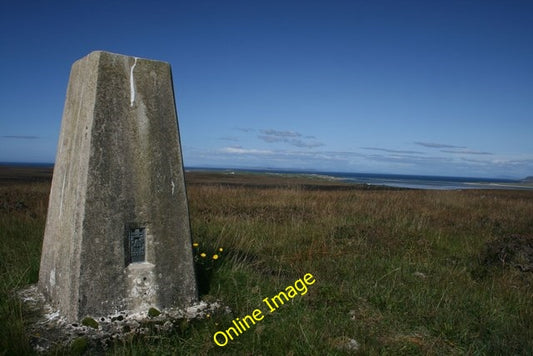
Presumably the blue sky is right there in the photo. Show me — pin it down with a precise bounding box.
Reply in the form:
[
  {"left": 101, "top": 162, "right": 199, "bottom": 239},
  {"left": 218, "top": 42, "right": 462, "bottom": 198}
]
[{"left": 0, "top": 1, "right": 532, "bottom": 178}]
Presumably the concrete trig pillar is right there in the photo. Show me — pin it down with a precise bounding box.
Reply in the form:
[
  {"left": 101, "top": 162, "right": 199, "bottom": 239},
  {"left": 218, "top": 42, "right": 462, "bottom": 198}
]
[{"left": 38, "top": 51, "right": 198, "bottom": 322}]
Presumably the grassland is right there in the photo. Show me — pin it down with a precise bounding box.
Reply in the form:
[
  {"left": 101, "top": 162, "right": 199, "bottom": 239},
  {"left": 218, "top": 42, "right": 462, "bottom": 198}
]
[{"left": 1, "top": 167, "right": 532, "bottom": 354}]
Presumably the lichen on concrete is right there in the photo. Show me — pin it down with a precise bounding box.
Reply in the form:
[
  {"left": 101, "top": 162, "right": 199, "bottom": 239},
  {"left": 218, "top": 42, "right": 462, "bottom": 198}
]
[{"left": 19, "top": 285, "right": 230, "bottom": 353}]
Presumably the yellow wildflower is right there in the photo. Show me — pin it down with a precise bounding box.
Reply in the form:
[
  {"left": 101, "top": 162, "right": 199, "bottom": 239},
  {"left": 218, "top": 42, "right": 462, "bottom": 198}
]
[
  {"left": 218, "top": 247, "right": 224, "bottom": 252},
  {"left": 212, "top": 254, "right": 219, "bottom": 260},
  {"left": 200, "top": 253, "right": 206, "bottom": 258},
  {"left": 192, "top": 242, "right": 199, "bottom": 247}
]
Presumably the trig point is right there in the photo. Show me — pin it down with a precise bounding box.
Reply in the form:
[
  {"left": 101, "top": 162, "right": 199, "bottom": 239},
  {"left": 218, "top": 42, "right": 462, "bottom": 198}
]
[{"left": 38, "top": 51, "right": 198, "bottom": 322}]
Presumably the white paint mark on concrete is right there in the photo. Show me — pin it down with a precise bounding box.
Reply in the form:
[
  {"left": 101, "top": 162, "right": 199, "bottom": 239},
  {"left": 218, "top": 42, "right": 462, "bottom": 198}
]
[
  {"left": 59, "top": 171, "right": 66, "bottom": 219},
  {"left": 130, "top": 57, "right": 138, "bottom": 107},
  {"left": 171, "top": 180, "right": 175, "bottom": 195},
  {"left": 50, "top": 268, "right": 56, "bottom": 287}
]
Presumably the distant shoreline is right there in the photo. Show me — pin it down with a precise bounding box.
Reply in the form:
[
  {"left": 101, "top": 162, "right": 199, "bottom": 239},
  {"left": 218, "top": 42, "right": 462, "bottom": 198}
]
[
  {"left": 185, "top": 167, "right": 533, "bottom": 191},
  {"left": 0, "top": 162, "right": 54, "bottom": 168},
  {"left": 1, "top": 164, "right": 531, "bottom": 191}
]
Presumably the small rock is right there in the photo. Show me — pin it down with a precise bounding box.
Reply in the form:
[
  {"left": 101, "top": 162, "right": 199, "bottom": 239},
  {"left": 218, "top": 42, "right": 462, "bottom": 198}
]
[
  {"left": 331, "top": 336, "right": 360, "bottom": 352},
  {"left": 348, "top": 309, "right": 357, "bottom": 320},
  {"left": 345, "top": 338, "right": 360, "bottom": 351},
  {"left": 413, "top": 271, "right": 426, "bottom": 279}
]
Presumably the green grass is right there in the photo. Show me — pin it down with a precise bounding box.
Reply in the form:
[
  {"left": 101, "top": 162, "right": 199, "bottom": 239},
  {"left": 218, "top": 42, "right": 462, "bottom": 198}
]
[
  {"left": 1, "top": 179, "right": 533, "bottom": 355},
  {"left": 0, "top": 183, "right": 47, "bottom": 355}
]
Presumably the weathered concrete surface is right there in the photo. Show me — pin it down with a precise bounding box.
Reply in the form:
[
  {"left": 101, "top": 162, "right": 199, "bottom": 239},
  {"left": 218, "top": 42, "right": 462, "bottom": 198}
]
[
  {"left": 39, "top": 51, "right": 198, "bottom": 322},
  {"left": 19, "top": 285, "right": 229, "bottom": 353}
]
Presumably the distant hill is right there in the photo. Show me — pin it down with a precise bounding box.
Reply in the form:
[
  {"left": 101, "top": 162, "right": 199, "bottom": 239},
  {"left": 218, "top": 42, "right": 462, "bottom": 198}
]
[{"left": 522, "top": 176, "right": 533, "bottom": 183}]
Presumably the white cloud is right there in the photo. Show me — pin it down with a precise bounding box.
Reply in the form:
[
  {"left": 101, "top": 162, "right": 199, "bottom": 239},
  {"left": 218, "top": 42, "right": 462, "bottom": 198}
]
[
  {"left": 221, "top": 146, "right": 273, "bottom": 155},
  {"left": 234, "top": 127, "right": 256, "bottom": 133},
  {"left": 414, "top": 141, "right": 466, "bottom": 149},
  {"left": 260, "top": 129, "right": 301, "bottom": 137},
  {"left": 219, "top": 136, "right": 240, "bottom": 142},
  {"left": 258, "top": 129, "right": 323, "bottom": 148},
  {"left": 257, "top": 135, "right": 282, "bottom": 143},
  {"left": 441, "top": 149, "right": 492, "bottom": 155},
  {"left": 361, "top": 147, "right": 423, "bottom": 155}
]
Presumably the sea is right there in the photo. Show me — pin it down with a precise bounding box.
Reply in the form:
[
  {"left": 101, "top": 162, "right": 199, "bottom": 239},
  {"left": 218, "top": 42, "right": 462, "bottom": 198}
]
[
  {"left": 2, "top": 163, "right": 531, "bottom": 191},
  {"left": 315, "top": 171, "right": 532, "bottom": 190},
  {"left": 188, "top": 167, "right": 533, "bottom": 191}
]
